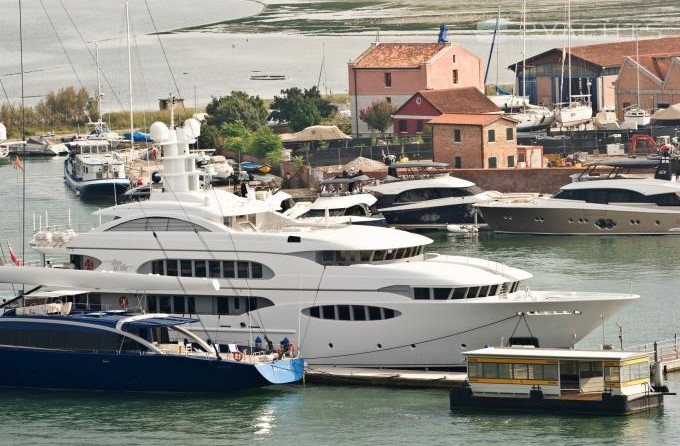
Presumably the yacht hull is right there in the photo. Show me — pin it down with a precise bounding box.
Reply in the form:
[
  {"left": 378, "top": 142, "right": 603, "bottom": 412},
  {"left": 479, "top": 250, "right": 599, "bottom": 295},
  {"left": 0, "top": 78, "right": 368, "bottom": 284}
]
[
  {"left": 477, "top": 201, "right": 680, "bottom": 235},
  {"left": 378, "top": 197, "right": 485, "bottom": 227},
  {"left": 0, "top": 347, "right": 304, "bottom": 392}
]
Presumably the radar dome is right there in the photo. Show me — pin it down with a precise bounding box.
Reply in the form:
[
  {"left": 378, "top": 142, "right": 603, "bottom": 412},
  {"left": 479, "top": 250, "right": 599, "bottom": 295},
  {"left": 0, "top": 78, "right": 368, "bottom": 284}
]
[
  {"left": 183, "top": 118, "right": 201, "bottom": 139},
  {"left": 149, "top": 121, "right": 169, "bottom": 142}
]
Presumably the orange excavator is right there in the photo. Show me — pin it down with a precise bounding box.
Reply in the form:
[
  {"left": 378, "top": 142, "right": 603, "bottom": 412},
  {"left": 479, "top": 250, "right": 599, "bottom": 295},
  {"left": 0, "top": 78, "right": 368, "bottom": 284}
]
[
  {"left": 629, "top": 134, "right": 656, "bottom": 157},
  {"left": 630, "top": 134, "right": 678, "bottom": 157}
]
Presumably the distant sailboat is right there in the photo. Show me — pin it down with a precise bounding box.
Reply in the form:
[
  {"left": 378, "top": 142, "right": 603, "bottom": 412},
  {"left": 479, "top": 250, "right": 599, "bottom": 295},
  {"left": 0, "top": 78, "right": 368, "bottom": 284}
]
[
  {"left": 623, "top": 27, "right": 651, "bottom": 127},
  {"left": 487, "top": 0, "right": 554, "bottom": 132},
  {"left": 555, "top": 0, "right": 593, "bottom": 128}
]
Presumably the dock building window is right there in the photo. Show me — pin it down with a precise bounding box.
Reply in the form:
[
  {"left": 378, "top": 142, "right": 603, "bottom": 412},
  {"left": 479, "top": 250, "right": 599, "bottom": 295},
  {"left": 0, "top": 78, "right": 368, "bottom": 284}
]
[
  {"left": 488, "top": 129, "right": 496, "bottom": 143},
  {"left": 467, "top": 360, "right": 559, "bottom": 382},
  {"left": 506, "top": 128, "right": 514, "bottom": 140},
  {"left": 454, "top": 129, "right": 461, "bottom": 142},
  {"left": 452, "top": 69, "right": 459, "bottom": 84},
  {"left": 303, "top": 305, "right": 400, "bottom": 321},
  {"left": 384, "top": 72, "right": 392, "bottom": 87},
  {"left": 145, "top": 259, "right": 271, "bottom": 279}
]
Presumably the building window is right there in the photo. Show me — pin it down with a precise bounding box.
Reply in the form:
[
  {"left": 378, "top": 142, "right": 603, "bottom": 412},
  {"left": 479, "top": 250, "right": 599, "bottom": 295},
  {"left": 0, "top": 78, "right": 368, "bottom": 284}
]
[
  {"left": 416, "top": 121, "right": 423, "bottom": 133},
  {"left": 454, "top": 129, "right": 461, "bottom": 142},
  {"left": 507, "top": 155, "right": 515, "bottom": 167},
  {"left": 488, "top": 129, "right": 495, "bottom": 142},
  {"left": 454, "top": 156, "right": 462, "bottom": 168},
  {"left": 385, "top": 97, "right": 392, "bottom": 104},
  {"left": 488, "top": 157, "right": 497, "bottom": 168},
  {"left": 506, "top": 127, "right": 514, "bottom": 140},
  {"left": 384, "top": 72, "right": 392, "bottom": 87},
  {"left": 452, "top": 69, "right": 459, "bottom": 84},
  {"left": 452, "top": 54, "right": 456, "bottom": 63},
  {"left": 398, "top": 120, "right": 407, "bottom": 133}
]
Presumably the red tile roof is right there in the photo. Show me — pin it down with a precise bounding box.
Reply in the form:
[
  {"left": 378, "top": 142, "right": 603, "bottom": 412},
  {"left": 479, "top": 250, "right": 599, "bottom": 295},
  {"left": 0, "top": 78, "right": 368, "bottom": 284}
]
[
  {"left": 419, "top": 87, "right": 500, "bottom": 114},
  {"left": 353, "top": 43, "right": 447, "bottom": 69},
  {"left": 429, "top": 114, "right": 513, "bottom": 126},
  {"left": 567, "top": 36, "right": 680, "bottom": 68},
  {"left": 634, "top": 54, "right": 680, "bottom": 81}
]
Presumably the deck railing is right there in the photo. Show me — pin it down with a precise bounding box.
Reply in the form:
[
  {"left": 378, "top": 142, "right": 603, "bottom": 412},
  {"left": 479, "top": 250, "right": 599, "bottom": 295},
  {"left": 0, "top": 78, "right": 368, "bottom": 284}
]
[{"left": 624, "top": 335, "right": 680, "bottom": 363}]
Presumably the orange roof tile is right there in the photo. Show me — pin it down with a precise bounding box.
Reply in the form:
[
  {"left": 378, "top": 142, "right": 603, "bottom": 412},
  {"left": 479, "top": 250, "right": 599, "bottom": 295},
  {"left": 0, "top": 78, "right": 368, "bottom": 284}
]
[
  {"left": 428, "top": 114, "right": 513, "bottom": 126},
  {"left": 634, "top": 53, "right": 680, "bottom": 81},
  {"left": 419, "top": 87, "right": 500, "bottom": 114},
  {"left": 568, "top": 36, "right": 680, "bottom": 68},
  {"left": 353, "top": 43, "right": 447, "bottom": 69}
]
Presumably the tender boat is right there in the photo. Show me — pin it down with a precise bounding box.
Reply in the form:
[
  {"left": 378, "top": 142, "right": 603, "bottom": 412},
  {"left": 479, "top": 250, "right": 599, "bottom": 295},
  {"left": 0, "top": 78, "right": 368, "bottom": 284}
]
[
  {"left": 291, "top": 174, "right": 386, "bottom": 226},
  {"left": 364, "top": 161, "right": 494, "bottom": 229},
  {"left": 11, "top": 136, "right": 69, "bottom": 156},
  {"left": 476, "top": 158, "right": 680, "bottom": 235},
  {"left": 64, "top": 140, "right": 130, "bottom": 199},
  {"left": 28, "top": 117, "right": 639, "bottom": 369},
  {"left": 451, "top": 347, "right": 667, "bottom": 414},
  {"left": 0, "top": 291, "right": 304, "bottom": 392}
]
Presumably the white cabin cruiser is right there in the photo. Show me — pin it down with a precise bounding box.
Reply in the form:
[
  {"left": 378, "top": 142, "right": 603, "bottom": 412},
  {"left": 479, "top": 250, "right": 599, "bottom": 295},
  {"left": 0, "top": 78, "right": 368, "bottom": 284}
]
[{"left": 30, "top": 118, "right": 638, "bottom": 368}]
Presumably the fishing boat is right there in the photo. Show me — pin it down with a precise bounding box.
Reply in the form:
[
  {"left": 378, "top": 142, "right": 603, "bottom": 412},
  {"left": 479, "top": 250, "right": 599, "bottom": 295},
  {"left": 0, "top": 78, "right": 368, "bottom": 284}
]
[
  {"left": 450, "top": 347, "right": 667, "bottom": 414},
  {"left": 64, "top": 140, "right": 130, "bottom": 200},
  {"left": 0, "top": 267, "right": 304, "bottom": 392}
]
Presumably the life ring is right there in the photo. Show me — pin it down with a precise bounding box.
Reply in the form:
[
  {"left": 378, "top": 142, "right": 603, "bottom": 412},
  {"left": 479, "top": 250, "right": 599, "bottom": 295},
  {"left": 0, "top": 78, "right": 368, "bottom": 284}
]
[
  {"left": 232, "top": 351, "right": 243, "bottom": 361},
  {"left": 119, "top": 296, "right": 129, "bottom": 308}
]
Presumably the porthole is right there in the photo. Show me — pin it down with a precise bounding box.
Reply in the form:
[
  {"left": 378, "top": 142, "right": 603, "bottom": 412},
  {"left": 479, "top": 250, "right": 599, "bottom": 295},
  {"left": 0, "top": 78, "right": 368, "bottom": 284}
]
[
  {"left": 568, "top": 218, "right": 574, "bottom": 223},
  {"left": 656, "top": 220, "right": 661, "bottom": 225},
  {"left": 461, "top": 343, "right": 467, "bottom": 348},
  {"left": 377, "top": 343, "right": 382, "bottom": 349},
  {"left": 410, "top": 344, "right": 416, "bottom": 349},
  {"left": 328, "top": 343, "right": 334, "bottom": 348}
]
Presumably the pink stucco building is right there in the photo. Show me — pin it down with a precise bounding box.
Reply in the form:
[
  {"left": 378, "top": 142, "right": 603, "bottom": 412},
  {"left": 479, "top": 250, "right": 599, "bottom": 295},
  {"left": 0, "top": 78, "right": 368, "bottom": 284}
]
[{"left": 348, "top": 42, "right": 484, "bottom": 136}]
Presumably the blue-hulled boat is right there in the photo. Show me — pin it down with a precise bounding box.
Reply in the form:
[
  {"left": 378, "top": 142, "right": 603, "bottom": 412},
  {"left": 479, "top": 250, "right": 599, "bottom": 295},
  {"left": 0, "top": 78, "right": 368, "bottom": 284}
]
[{"left": 0, "top": 298, "right": 304, "bottom": 392}]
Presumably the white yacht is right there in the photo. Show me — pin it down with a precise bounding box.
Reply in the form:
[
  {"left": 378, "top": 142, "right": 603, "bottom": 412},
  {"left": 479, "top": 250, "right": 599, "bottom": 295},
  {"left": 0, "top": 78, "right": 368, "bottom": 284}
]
[
  {"left": 3, "top": 136, "right": 68, "bottom": 157},
  {"left": 476, "top": 159, "right": 680, "bottom": 235},
  {"left": 29, "top": 118, "right": 638, "bottom": 368},
  {"left": 364, "top": 162, "right": 494, "bottom": 229}
]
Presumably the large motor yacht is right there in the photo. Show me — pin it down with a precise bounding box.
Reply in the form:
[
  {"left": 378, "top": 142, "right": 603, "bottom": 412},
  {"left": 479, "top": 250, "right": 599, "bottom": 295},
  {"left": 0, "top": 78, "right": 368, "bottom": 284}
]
[
  {"left": 476, "top": 158, "right": 680, "bottom": 235},
  {"left": 29, "top": 119, "right": 638, "bottom": 368}
]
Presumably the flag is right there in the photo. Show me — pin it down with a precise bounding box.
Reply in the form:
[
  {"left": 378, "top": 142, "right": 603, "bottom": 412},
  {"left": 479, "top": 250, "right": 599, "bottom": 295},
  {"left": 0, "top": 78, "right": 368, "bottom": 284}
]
[
  {"left": 7, "top": 242, "right": 20, "bottom": 266},
  {"left": 13, "top": 155, "right": 23, "bottom": 171}
]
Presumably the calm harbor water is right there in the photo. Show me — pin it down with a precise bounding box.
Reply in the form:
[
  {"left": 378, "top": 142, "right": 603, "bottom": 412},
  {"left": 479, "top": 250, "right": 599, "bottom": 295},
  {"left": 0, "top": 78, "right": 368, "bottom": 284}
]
[{"left": 2, "top": 158, "right": 680, "bottom": 444}]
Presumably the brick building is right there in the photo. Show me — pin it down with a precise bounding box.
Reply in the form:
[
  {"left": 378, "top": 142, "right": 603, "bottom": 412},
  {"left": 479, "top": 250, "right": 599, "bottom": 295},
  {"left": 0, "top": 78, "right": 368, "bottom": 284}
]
[
  {"left": 615, "top": 53, "right": 680, "bottom": 120},
  {"left": 392, "top": 87, "right": 500, "bottom": 136},
  {"left": 348, "top": 42, "right": 484, "bottom": 136},
  {"left": 509, "top": 36, "right": 680, "bottom": 113},
  {"left": 429, "top": 114, "right": 518, "bottom": 169}
]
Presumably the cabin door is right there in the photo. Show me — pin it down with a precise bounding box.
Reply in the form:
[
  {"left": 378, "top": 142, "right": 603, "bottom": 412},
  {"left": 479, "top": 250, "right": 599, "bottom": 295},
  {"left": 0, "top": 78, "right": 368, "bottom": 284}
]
[{"left": 559, "top": 360, "right": 580, "bottom": 391}]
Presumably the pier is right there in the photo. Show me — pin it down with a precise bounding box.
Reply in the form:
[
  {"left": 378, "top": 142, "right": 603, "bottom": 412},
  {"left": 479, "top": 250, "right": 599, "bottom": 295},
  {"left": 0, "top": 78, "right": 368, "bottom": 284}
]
[{"left": 625, "top": 335, "right": 680, "bottom": 373}]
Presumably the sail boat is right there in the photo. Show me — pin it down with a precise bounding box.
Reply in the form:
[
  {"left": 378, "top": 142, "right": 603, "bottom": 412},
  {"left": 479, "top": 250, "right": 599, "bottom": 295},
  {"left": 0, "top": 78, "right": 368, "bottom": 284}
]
[
  {"left": 623, "top": 26, "right": 651, "bottom": 127},
  {"left": 555, "top": 0, "right": 593, "bottom": 128},
  {"left": 486, "top": 0, "right": 554, "bottom": 132}
]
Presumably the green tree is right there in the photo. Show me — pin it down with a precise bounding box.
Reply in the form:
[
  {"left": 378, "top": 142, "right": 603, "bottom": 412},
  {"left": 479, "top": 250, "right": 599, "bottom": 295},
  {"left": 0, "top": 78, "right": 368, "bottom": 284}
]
[
  {"left": 197, "top": 124, "right": 221, "bottom": 151},
  {"left": 35, "top": 86, "right": 96, "bottom": 127},
  {"left": 270, "top": 86, "right": 336, "bottom": 131},
  {"left": 359, "top": 100, "right": 396, "bottom": 135},
  {"left": 249, "top": 125, "right": 283, "bottom": 158},
  {"left": 291, "top": 155, "right": 306, "bottom": 175},
  {"left": 205, "top": 91, "right": 268, "bottom": 131},
  {"left": 221, "top": 120, "right": 253, "bottom": 158}
]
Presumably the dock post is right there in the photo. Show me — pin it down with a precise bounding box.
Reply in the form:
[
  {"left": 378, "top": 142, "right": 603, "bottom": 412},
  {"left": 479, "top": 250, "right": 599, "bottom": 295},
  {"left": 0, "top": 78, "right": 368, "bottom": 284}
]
[{"left": 654, "top": 341, "right": 658, "bottom": 364}]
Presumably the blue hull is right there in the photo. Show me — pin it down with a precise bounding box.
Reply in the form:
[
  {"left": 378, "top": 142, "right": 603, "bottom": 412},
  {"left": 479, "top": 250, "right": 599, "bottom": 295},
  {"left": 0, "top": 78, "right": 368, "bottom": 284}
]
[{"left": 0, "top": 347, "right": 304, "bottom": 393}]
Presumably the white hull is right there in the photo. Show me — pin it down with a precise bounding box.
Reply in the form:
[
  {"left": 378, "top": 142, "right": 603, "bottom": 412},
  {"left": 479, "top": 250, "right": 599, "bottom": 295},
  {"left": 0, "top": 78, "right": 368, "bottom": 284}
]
[
  {"left": 556, "top": 104, "right": 592, "bottom": 127},
  {"left": 624, "top": 108, "right": 651, "bottom": 127}
]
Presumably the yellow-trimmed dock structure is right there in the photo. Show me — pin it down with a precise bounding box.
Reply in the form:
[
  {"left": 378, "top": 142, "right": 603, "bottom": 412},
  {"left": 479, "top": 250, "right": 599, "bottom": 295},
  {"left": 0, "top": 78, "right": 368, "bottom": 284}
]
[{"left": 450, "top": 347, "right": 668, "bottom": 415}]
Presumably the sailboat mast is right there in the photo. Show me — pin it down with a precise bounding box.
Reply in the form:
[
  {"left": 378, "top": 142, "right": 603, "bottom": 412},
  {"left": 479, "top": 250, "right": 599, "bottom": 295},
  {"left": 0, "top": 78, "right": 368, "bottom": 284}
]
[
  {"left": 95, "top": 42, "right": 102, "bottom": 122},
  {"left": 521, "top": 0, "right": 526, "bottom": 103},
  {"left": 567, "top": 0, "right": 572, "bottom": 105},
  {"left": 635, "top": 26, "right": 640, "bottom": 107},
  {"left": 126, "top": 1, "right": 134, "bottom": 148}
]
